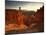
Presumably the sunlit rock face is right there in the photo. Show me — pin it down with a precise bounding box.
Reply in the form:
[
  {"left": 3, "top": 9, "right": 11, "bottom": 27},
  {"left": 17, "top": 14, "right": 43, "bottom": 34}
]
[
  {"left": 5, "top": 9, "right": 28, "bottom": 32},
  {"left": 5, "top": 6, "right": 44, "bottom": 33}
]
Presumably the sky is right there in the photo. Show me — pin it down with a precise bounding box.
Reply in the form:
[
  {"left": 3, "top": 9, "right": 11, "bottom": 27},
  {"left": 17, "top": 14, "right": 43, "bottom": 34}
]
[{"left": 5, "top": 0, "right": 43, "bottom": 11}]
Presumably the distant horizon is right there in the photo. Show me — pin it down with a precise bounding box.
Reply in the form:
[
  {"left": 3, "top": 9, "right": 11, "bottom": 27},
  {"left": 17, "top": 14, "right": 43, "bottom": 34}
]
[
  {"left": 5, "top": 1, "right": 43, "bottom": 12},
  {"left": 6, "top": 5, "right": 44, "bottom": 12}
]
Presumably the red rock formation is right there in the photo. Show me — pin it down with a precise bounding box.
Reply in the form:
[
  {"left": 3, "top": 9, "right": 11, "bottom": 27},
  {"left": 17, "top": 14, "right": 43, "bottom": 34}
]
[{"left": 5, "top": 6, "right": 44, "bottom": 32}]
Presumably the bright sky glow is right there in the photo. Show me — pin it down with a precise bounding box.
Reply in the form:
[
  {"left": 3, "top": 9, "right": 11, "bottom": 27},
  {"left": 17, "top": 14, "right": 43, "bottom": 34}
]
[{"left": 5, "top": 1, "right": 43, "bottom": 11}]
